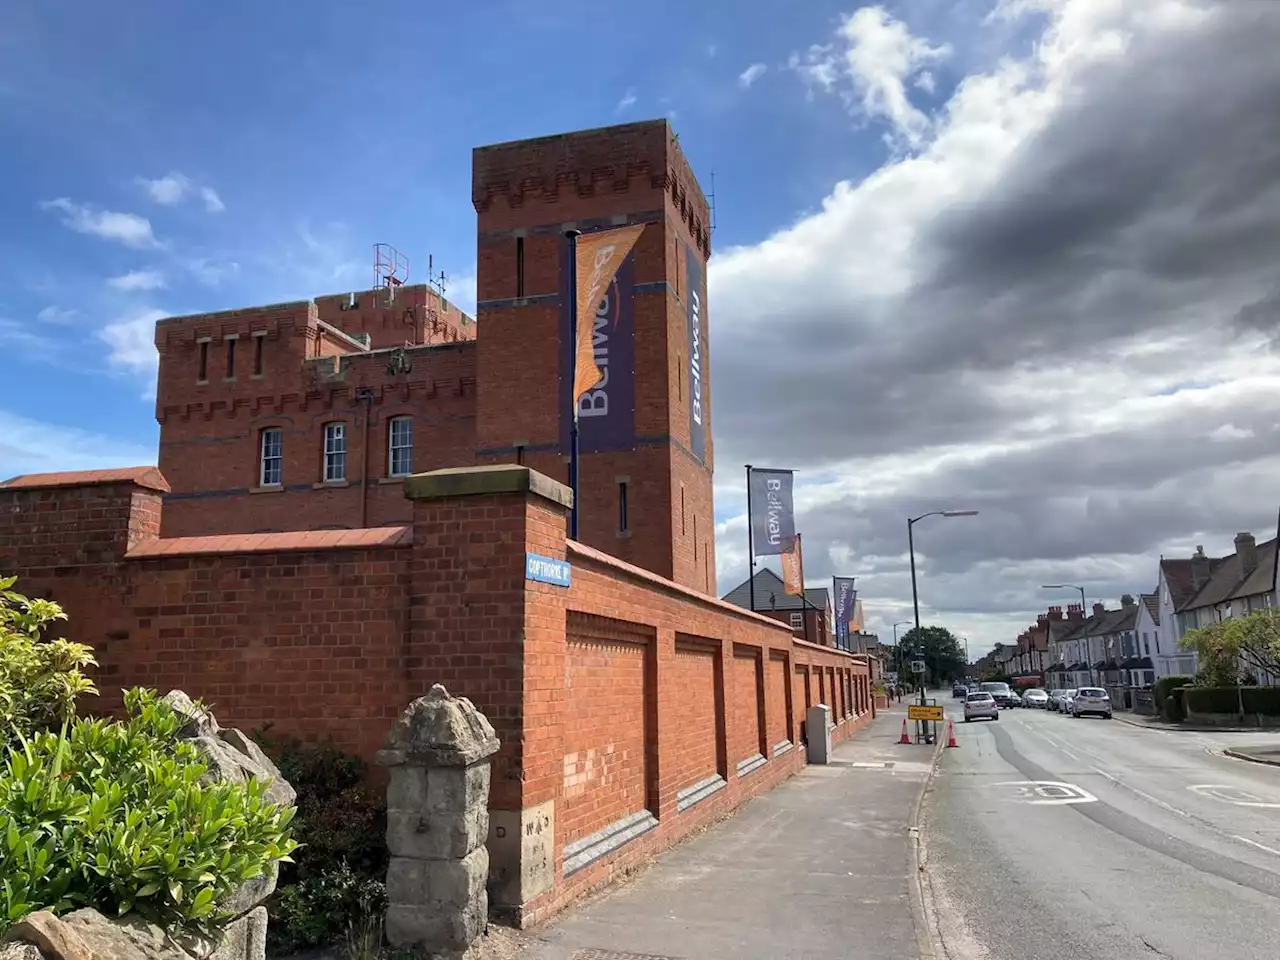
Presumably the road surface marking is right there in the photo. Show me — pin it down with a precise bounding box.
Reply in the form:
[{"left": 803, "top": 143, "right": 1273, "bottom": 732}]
[
  {"left": 1188, "top": 784, "right": 1280, "bottom": 808},
  {"left": 1090, "top": 766, "right": 1193, "bottom": 820},
  {"left": 1017, "top": 720, "right": 1082, "bottom": 761},
  {"left": 1233, "top": 835, "right": 1280, "bottom": 856},
  {"left": 991, "top": 780, "right": 1098, "bottom": 805}
]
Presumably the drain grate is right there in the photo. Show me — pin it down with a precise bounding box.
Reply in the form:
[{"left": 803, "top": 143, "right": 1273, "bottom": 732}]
[{"left": 571, "top": 951, "right": 685, "bottom": 960}]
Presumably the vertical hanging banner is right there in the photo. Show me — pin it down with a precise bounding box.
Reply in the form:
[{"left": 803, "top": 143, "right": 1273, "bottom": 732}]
[
  {"left": 781, "top": 535, "right": 804, "bottom": 596},
  {"left": 560, "top": 233, "right": 639, "bottom": 453},
  {"left": 573, "top": 224, "right": 645, "bottom": 411},
  {"left": 748, "top": 468, "right": 795, "bottom": 555},
  {"left": 685, "top": 244, "right": 707, "bottom": 463},
  {"left": 833, "top": 576, "right": 857, "bottom": 650}
]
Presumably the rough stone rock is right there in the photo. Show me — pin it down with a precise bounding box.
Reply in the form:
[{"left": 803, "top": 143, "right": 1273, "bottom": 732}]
[
  {"left": 379, "top": 685, "right": 500, "bottom": 769},
  {"left": 4, "top": 912, "right": 93, "bottom": 960},
  {"left": 205, "top": 907, "right": 265, "bottom": 960},
  {"left": 161, "top": 692, "right": 295, "bottom": 810},
  {"left": 0, "top": 943, "right": 44, "bottom": 960}
]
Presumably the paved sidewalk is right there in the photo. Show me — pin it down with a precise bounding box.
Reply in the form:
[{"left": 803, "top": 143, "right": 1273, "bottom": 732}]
[
  {"left": 1113, "top": 712, "right": 1280, "bottom": 734},
  {"left": 522, "top": 706, "right": 935, "bottom": 960},
  {"left": 1224, "top": 743, "right": 1280, "bottom": 766}
]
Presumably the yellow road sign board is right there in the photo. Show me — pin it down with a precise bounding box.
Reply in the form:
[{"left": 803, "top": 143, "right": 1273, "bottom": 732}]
[{"left": 908, "top": 704, "right": 945, "bottom": 722}]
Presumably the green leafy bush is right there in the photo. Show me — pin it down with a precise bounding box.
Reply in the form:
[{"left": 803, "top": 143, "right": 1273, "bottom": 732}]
[
  {"left": 0, "top": 688, "right": 297, "bottom": 936},
  {"left": 253, "top": 731, "right": 387, "bottom": 953},
  {"left": 266, "top": 861, "right": 386, "bottom": 956},
  {"left": 1164, "top": 686, "right": 1188, "bottom": 722},
  {"left": 1182, "top": 686, "right": 1280, "bottom": 717},
  {"left": 0, "top": 576, "right": 98, "bottom": 741},
  {"left": 1153, "top": 675, "right": 1194, "bottom": 715}
]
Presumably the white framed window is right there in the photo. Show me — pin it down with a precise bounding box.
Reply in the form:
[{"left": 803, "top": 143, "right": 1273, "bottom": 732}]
[
  {"left": 789, "top": 612, "right": 803, "bottom": 629},
  {"left": 388, "top": 416, "right": 413, "bottom": 477},
  {"left": 323, "top": 422, "right": 347, "bottom": 482},
  {"left": 260, "top": 428, "right": 283, "bottom": 487}
]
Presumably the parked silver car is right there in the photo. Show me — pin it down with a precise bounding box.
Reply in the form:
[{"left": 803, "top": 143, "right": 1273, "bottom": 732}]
[
  {"left": 1022, "top": 688, "right": 1050, "bottom": 708},
  {"left": 964, "top": 691, "right": 999, "bottom": 722},
  {"left": 1072, "top": 687, "right": 1113, "bottom": 719}
]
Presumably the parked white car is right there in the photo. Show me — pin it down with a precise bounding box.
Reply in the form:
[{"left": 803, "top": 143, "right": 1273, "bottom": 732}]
[
  {"left": 1022, "top": 688, "right": 1050, "bottom": 709},
  {"left": 964, "top": 691, "right": 999, "bottom": 722},
  {"left": 1072, "top": 687, "right": 1113, "bottom": 719},
  {"left": 1059, "top": 689, "right": 1077, "bottom": 714}
]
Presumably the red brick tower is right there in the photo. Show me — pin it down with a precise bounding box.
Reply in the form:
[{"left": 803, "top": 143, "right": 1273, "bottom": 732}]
[{"left": 472, "top": 120, "right": 716, "bottom": 593}]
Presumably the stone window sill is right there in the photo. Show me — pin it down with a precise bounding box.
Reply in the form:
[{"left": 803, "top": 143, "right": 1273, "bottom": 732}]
[
  {"left": 249, "top": 485, "right": 284, "bottom": 495},
  {"left": 313, "top": 480, "right": 350, "bottom": 489}
]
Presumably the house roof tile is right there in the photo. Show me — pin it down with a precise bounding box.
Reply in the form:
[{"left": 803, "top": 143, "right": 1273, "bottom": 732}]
[
  {"left": 721, "top": 568, "right": 830, "bottom": 613},
  {"left": 1, "top": 466, "right": 170, "bottom": 494},
  {"left": 1183, "top": 537, "right": 1278, "bottom": 612},
  {"left": 125, "top": 525, "right": 412, "bottom": 558}
]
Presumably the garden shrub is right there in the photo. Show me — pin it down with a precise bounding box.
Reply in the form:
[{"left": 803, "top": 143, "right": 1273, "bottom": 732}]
[
  {"left": 0, "top": 688, "right": 297, "bottom": 936},
  {"left": 0, "top": 578, "right": 297, "bottom": 937},
  {"left": 254, "top": 730, "right": 388, "bottom": 954},
  {"left": 1182, "top": 686, "right": 1280, "bottom": 717},
  {"left": 1153, "top": 675, "right": 1194, "bottom": 714}
]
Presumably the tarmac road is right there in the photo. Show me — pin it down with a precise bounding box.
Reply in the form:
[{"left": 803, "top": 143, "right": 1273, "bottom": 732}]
[{"left": 923, "top": 703, "right": 1280, "bottom": 960}]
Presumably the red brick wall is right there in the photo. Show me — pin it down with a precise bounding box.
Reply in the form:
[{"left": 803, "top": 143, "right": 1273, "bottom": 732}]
[
  {"left": 668, "top": 638, "right": 722, "bottom": 792},
  {"left": 0, "top": 467, "right": 872, "bottom": 928},
  {"left": 730, "top": 647, "right": 764, "bottom": 766},
  {"left": 561, "top": 617, "right": 654, "bottom": 847}
]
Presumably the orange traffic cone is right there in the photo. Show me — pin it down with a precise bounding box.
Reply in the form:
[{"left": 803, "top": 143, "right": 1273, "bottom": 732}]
[
  {"left": 898, "top": 718, "right": 912, "bottom": 745},
  {"left": 945, "top": 720, "right": 959, "bottom": 748}
]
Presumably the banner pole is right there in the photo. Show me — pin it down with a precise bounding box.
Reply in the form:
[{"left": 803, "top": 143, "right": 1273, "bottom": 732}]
[
  {"left": 797, "top": 533, "right": 810, "bottom": 643},
  {"left": 565, "top": 229, "right": 581, "bottom": 540},
  {"left": 745, "top": 464, "right": 755, "bottom": 612}
]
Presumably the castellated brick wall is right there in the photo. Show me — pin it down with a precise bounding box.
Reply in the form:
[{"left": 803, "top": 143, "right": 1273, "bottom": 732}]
[{"left": 0, "top": 465, "right": 872, "bottom": 925}]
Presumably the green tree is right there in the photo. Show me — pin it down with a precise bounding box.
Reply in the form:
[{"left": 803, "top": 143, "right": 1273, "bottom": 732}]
[
  {"left": 1181, "top": 609, "right": 1280, "bottom": 685},
  {"left": 899, "top": 626, "right": 966, "bottom": 686}
]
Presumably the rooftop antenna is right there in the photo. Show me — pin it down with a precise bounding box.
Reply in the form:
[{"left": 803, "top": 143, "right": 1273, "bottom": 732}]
[
  {"left": 374, "top": 243, "right": 408, "bottom": 306},
  {"left": 427, "top": 254, "right": 449, "bottom": 303}
]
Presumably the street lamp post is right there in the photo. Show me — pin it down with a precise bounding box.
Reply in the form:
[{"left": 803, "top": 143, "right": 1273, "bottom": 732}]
[
  {"left": 908, "top": 510, "right": 979, "bottom": 708},
  {"left": 1042, "top": 583, "right": 1091, "bottom": 686}
]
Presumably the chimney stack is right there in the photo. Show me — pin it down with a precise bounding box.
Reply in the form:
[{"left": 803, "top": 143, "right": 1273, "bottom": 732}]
[
  {"left": 1092, "top": 602, "right": 1107, "bottom": 618},
  {"left": 1235, "top": 532, "right": 1258, "bottom": 577},
  {"left": 1066, "top": 603, "right": 1084, "bottom": 621},
  {"left": 1191, "top": 545, "right": 1211, "bottom": 591},
  {"left": 1121, "top": 593, "right": 1135, "bottom": 608},
  {"left": 1048, "top": 605, "right": 1064, "bottom": 620}
]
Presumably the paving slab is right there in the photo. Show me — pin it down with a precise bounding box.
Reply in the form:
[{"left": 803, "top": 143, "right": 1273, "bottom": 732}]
[{"left": 522, "top": 708, "right": 935, "bottom": 960}]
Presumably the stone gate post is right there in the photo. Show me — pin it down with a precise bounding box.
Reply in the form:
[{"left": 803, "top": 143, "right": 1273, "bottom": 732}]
[{"left": 379, "top": 684, "right": 501, "bottom": 955}]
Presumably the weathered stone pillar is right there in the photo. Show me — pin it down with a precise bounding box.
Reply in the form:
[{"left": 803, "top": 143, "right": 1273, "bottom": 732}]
[{"left": 379, "top": 685, "right": 501, "bottom": 956}]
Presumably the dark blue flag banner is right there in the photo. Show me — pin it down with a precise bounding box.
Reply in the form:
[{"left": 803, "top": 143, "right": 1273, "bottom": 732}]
[
  {"left": 833, "top": 577, "right": 857, "bottom": 650},
  {"left": 748, "top": 468, "right": 795, "bottom": 556}
]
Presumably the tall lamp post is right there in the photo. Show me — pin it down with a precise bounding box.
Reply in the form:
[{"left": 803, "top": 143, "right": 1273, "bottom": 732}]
[
  {"left": 908, "top": 510, "right": 979, "bottom": 707},
  {"left": 1043, "top": 583, "right": 1090, "bottom": 686}
]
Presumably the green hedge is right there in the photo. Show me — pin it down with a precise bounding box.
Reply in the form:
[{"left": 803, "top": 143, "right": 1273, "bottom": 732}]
[
  {"left": 1154, "top": 675, "right": 1194, "bottom": 713},
  {"left": 1183, "top": 686, "right": 1280, "bottom": 717},
  {"left": 1165, "top": 686, "right": 1187, "bottom": 722}
]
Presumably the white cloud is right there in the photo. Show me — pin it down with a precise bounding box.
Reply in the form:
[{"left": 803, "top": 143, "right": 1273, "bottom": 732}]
[
  {"left": 40, "top": 198, "right": 159, "bottom": 249},
  {"left": 0, "top": 409, "right": 155, "bottom": 479},
  {"left": 739, "top": 63, "right": 768, "bottom": 88},
  {"left": 135, "top": 172, "right": 225, "bottom": 213},
  {"left": 616, "top": 88, "right": 637, "bottom": 113},
  {"left": 447, "top": 268, "right": 477, "bottom": 318},
  {"left": 789, "top": 5, "right": 952, "bottom": 149},
  {"left": 99, "top": 307, "right": 167, "bottom": 378},
  {"left": 36, "top": 306, "right": 77, "bottom": 325},
  {"left": 107, "top": 269, "right": 167, "bottom": 292},
  {"left": 710, "top": 0, "right": 1270, "bottom": 656}
]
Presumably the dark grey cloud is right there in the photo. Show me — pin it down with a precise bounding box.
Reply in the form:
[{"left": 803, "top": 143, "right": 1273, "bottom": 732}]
[{"left": 708, "top": 2, "right": 1280, "bottom": 652}]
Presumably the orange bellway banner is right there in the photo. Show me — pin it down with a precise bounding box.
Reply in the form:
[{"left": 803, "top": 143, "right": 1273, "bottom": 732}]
[
  {"left": 573, "top": 224, "right": 646, "bottom": 416},
  {"left": 781, "top": 535, "right": 805, "bottom": 596}
]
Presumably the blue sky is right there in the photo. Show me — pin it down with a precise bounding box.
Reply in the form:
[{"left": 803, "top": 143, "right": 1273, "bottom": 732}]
[
  {"left": 0, "top": 0, "right": 982, "bottom": 475},
  {"left": 10, "top": 0, "right": 1267, "bottom": 656}
]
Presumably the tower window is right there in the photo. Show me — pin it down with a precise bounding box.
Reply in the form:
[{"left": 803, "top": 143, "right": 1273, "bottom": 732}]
[
  {"left": 516, "top": 236, "right": 525, "bottom": 298},
  {"left": 225, "top": 337, "right": 236, "bottom": 379},
  {"left": 197, "top": 340, "right": 209, "bottom": 381},
  {"left": 323, "top": 422, "right": 347, "bottom": 482},
  {"left": 259, "top": 428, "right": 283, "bottom": 487},
  {"left": 253, "top": 333, "right": 265, "bottom": 376},
  {"left": 618, "top": 481, "right": 629, "bottom": 534},
  {"left": 388, "top": 416, "right": 413, "bottom": 477}
]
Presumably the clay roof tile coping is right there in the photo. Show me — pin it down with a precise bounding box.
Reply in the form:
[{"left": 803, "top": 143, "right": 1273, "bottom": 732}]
[{"left": 1, "top": 466, "right": 170, "bottom": 494}]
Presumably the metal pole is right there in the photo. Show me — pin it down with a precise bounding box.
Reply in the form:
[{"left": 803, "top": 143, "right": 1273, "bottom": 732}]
[
  {"left": 908, "top": 517, "right": 926, "bottom": 707},
  {"left": 798, "top": 533, "right": 810, "bottom": 644},
  {"left": 565, "top": 229, "right": 581, "bottom": 540},
  {"left": 745, "top": 464, "right": 755, "bottom": 612}
]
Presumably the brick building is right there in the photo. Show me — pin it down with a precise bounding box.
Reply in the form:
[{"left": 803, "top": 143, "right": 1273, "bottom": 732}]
[
  {"left": 151, "top": 119, "right": 716, "bottom": 594},
  {"left": 1, "top": 120, "right": 876, "bottom": 924},
  {"left": 722, "top": 569, "right": 834, "bottom": 646}
]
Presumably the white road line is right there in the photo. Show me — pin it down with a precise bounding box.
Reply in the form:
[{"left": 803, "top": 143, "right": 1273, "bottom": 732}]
[
  {"left": 1021, "top": 722, "right": 1082, "bottom": 761},
  {"left": 1090, "top": 765, "right": 1194, "bottom": 820},
  {"left": 1232, "top": 835, "right": 1280, "bottom": 857}
]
